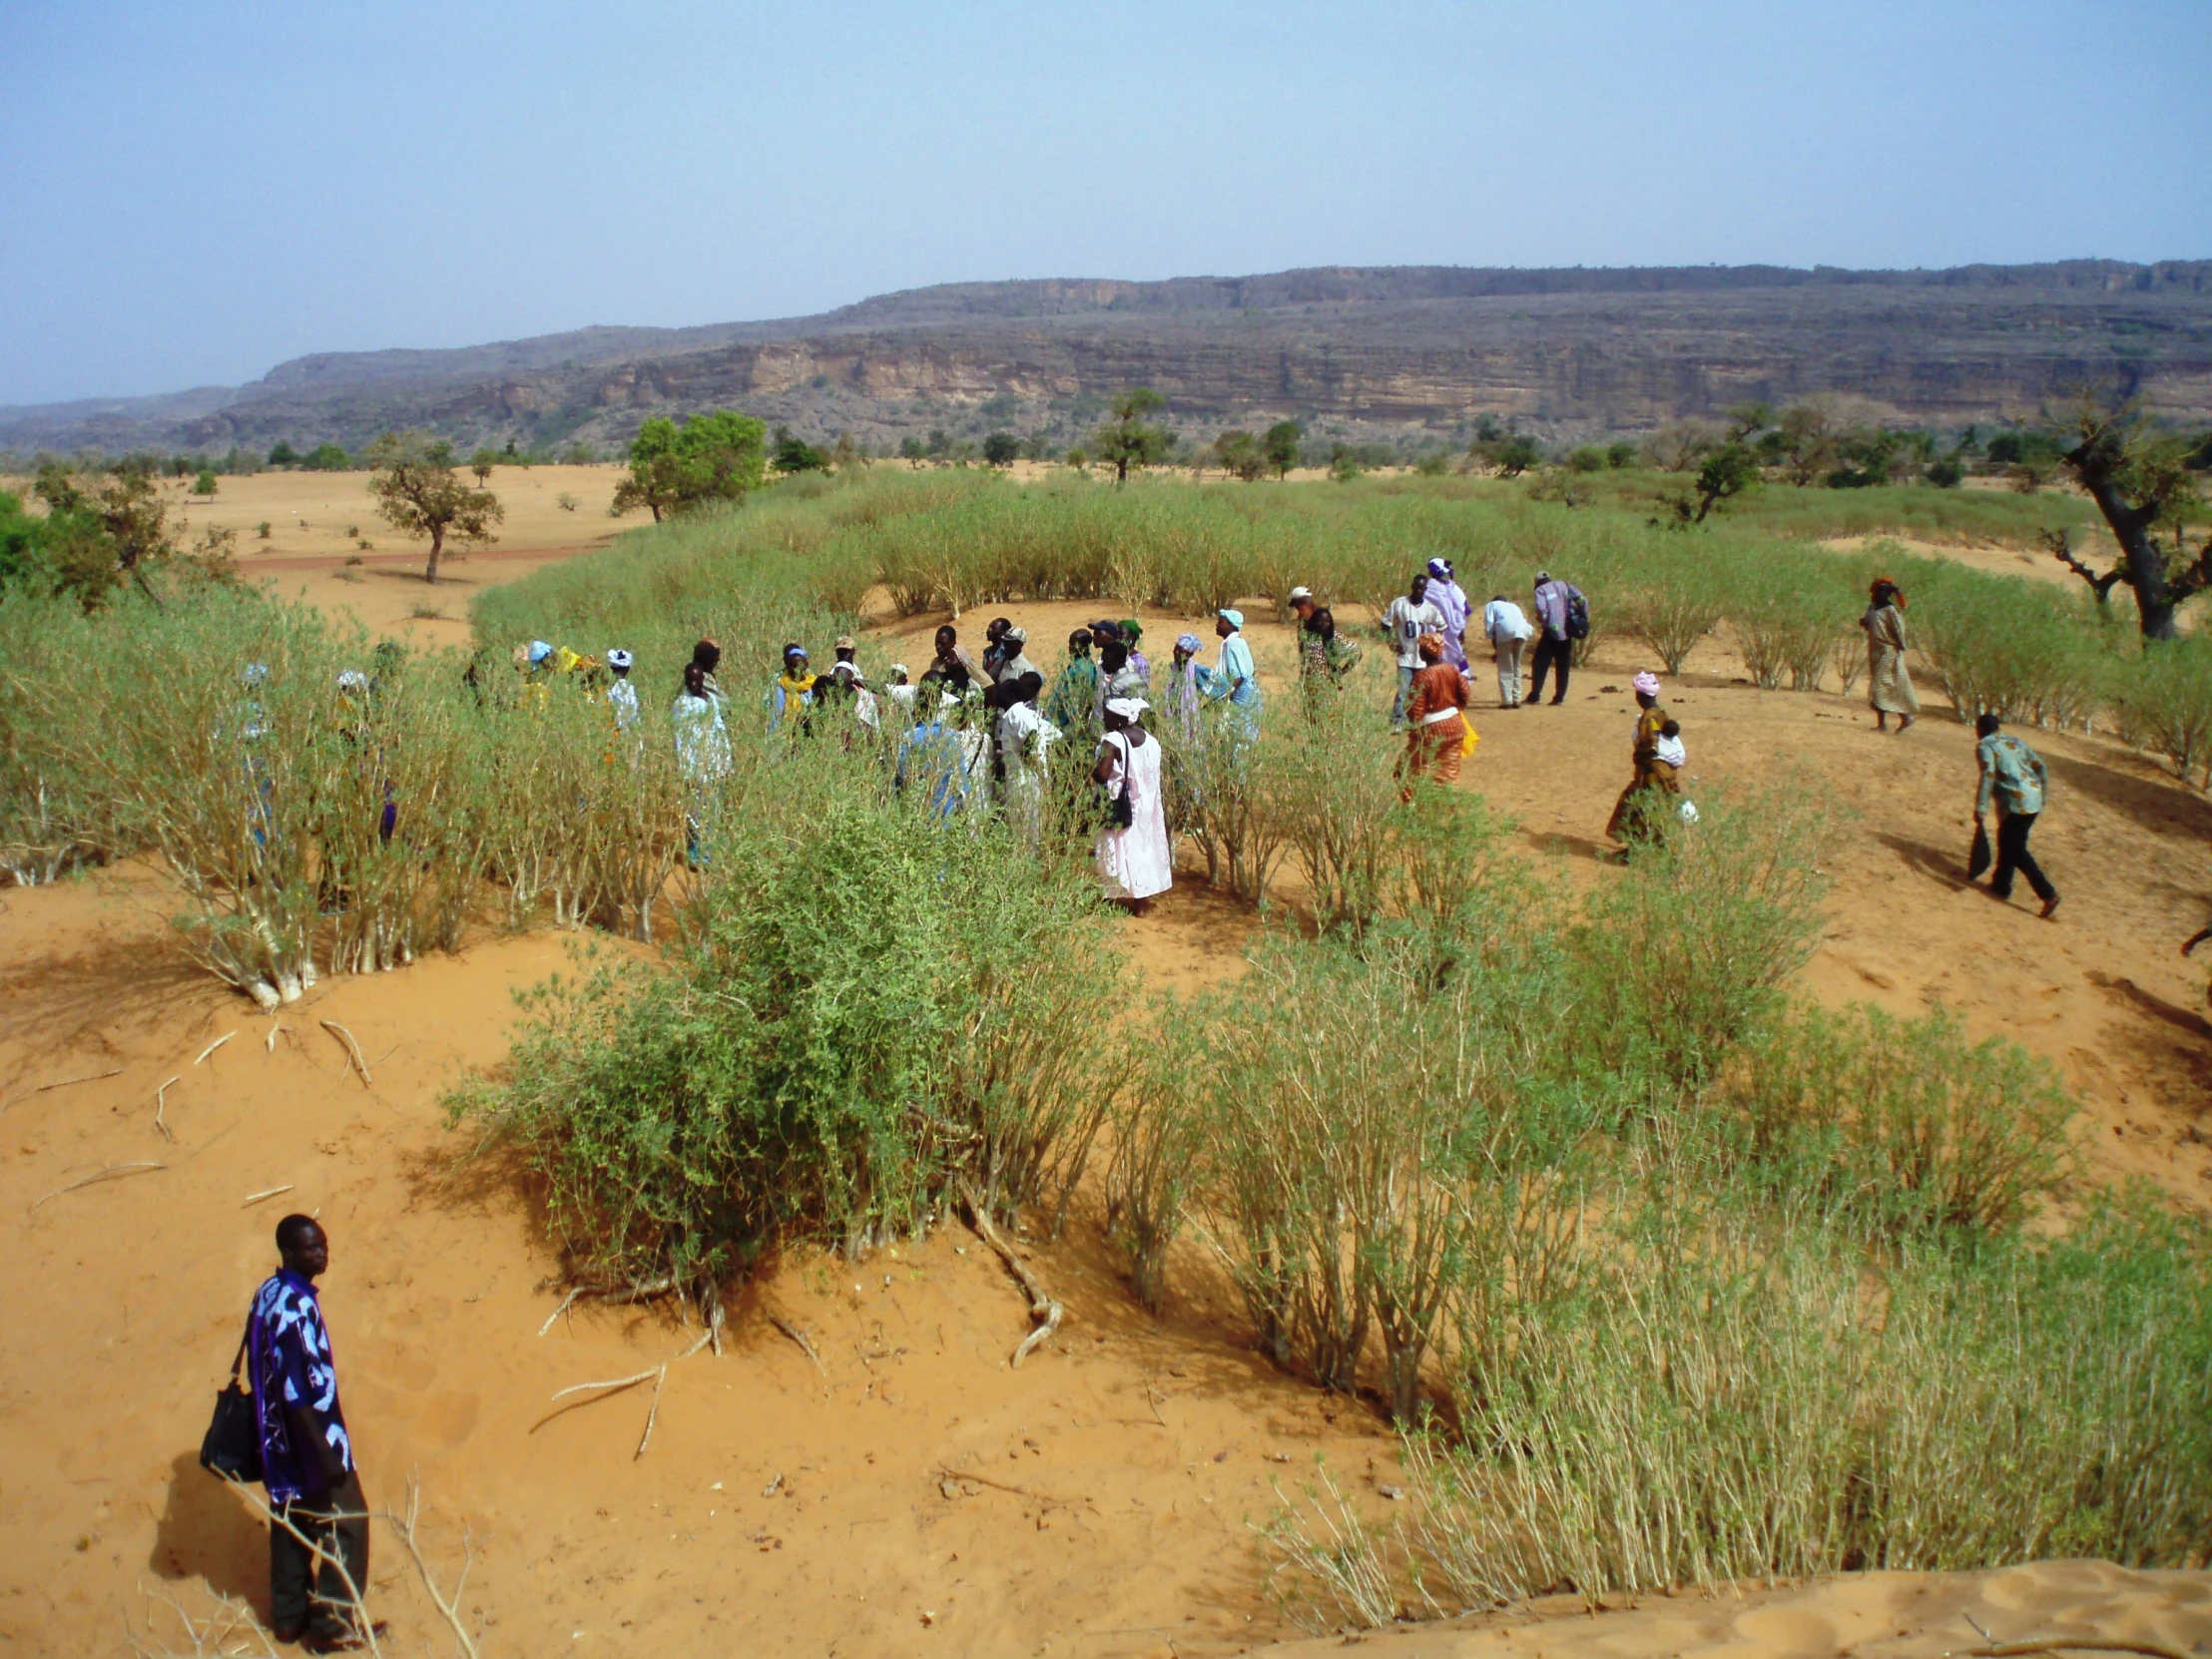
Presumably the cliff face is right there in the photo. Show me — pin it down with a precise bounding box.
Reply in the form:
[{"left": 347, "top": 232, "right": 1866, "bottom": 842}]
[{"left": 7, "top": 262, "right": 2210, "bottom": 457}]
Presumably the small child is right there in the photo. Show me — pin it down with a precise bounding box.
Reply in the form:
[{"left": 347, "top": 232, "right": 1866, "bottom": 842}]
[{"left": 1654, "top": 718, "right": 1686, "bottom": 771}]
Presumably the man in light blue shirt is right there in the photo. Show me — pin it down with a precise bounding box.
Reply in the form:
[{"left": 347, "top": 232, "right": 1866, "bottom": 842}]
[{"left": 1974, "top": 712, "right": 2058, "bottom": 917}]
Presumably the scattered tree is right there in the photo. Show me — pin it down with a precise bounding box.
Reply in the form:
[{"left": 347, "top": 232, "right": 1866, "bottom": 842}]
[
  {"left": 26, "top": 463, "right": 179, "bottom": 605},
  {"left": 301, "top": 442, "right": 349, "bottom": 471},
  {"left": 830, "top": 432, "right": 863, "bottom": 471},
  {"left": 267, "top": 440, "right": 298, "bottom": 469},
  {"left": 1212, "top": 429, "right": 1267, "bottom": 482},
  {"left": 982, "top": 431, "right": 1021, "bottom": 468},
  {"left": 1263, "top": 419, "right": 1304, "bottom": 479},
  {"left": 1065, "top": 445, "right": 1089, "bottom": 471},
  {"left": 1606, "top": 441, "right": 1639, "bottom": 469},
  {"left": 1094, "top": 388, "right": 1171, "bottom": 484},
  {"left": 613, "top": 411, "right": 769, "bottom": 520},
  {"left": 2053, "top": 397, "right": 2210, "bottom": 640},
  {"left": 556, "top": 491, "right": 580, "bottom": 512},
  {"left": 256, "top": 520, "right": 272, "bottom": 539},
  {"left": 1329, "top": 444, "right": 1363, "bottom": 482},
  {"left": 192, "top": 469, "right": 219, "bottom": 497},
  {"left": 898, "top": 436, "right": 927, "bottom": 469},
  {"left": 1566, "top": 445, "right": 1609, "bottom": 474},
  {"left": 771, "top": 426, "right": 830, "bottom": 475},
  {"left": 471, "top": 448, "right": 498, "bottom": 487},
  {"left": 365, "top": 430, "right": 503, "bottom": 583},
  {"left": 1493, "top": 435, "right": 1543, "bottom": 477}
]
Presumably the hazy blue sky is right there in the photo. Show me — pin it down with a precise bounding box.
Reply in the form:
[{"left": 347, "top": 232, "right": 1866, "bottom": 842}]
[{"left": 3, "top": 0, "right": 2206, "bottom": 405}]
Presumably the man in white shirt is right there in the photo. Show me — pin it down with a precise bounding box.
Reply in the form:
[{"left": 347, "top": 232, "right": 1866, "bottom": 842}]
[
  {"left": 1480, "top": 595, "right": 1535, "bottom": 709},
  {"left": 1383, "top": 573, "right": 1445, "bottom": 728}
]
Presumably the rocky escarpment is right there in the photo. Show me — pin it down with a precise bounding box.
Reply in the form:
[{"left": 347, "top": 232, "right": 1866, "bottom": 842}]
[{"left": 6, "top": 262, "right": 2209, "bottom": 457}]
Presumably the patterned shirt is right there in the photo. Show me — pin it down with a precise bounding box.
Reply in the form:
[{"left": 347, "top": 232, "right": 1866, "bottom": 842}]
[
  {"left": 247, "top": 1270, "right": 353, "bottom": 1503},
  {"left": 1976, "top": 732, "right": 2047, "bottom": 817}
]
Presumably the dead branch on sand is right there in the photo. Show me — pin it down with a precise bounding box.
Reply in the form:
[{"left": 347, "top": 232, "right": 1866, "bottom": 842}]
[
  {"left": 193, "top": 1032, "right": 235, "bottom": 1066},
  {"left": 1969, "top": 1641, "right": 2194, "bottom": 1659},
  {"left": 546, "top": 1310, "right": 722, "bottom": 1456},
  {"left": 958, "top": 1180, "right": 1064, "bottom": 1366},
  {"left": 242, "top": 1185, "right": 294, "bottom": 1208},
  {"left": 769, "top": 1313, "right": 826, "bottom": 1372},
  {"left": 154, "top": 1076, "right": 180, "bottom": 1141},
  {"left": 319, "top": 1020, "right": 371, "bottom": 1085},
  {"left": 936, "top": 1464, "right": 1086, "bottom": 1508},
  {"left": 33, "top": 1161, "right": 165, "bottom": 1211}
]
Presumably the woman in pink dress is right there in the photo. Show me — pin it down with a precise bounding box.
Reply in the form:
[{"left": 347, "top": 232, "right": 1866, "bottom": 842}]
[{"left": 1091, "top": 697, "right": 1173, "bottom": 913}]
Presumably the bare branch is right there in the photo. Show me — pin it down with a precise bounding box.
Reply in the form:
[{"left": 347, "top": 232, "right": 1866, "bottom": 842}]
[
  {"left": 32, "top": 1161, "right": 165, "bottom": 1211},
  {"left": 2043, "top": 528, "right": 2126, "bottom": 601}
]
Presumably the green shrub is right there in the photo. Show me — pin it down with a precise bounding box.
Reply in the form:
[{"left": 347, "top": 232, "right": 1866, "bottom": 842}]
[
  {"left": 1722, "top": 1002, "right": 2077, "bottom": 1236},
  {"left": 2111, "top": 635, "right": 2212, "bottom": 787},
  {"left": 449, "top": 747, "right": 1118, "bottom": 1298}
]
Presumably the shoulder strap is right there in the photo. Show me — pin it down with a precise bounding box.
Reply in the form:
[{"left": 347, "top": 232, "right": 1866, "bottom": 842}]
[{"left": 231, "top": 1314, "right": 252, "bottom": 1384}]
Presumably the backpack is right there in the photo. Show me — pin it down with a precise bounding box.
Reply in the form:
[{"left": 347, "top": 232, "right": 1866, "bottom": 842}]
[{"left": 1564, "top": 590, "right": 1590, "bottom": 642}]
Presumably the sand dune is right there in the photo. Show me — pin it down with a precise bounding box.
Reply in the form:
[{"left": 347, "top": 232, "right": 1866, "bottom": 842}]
[{"left": 2, "top": 601, "right": 2208, "bottom": 1655}]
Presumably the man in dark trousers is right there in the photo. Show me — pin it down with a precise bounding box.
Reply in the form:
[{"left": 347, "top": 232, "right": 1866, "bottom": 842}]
[
  {"left": 249, "top": 1215, "right": 370, "bottom": 1651},
  {"left": 1528, "top": 569, "right": 1584, "bottom": 706},
  {"left": 1974, "top": 712, "right": 2060, "bottom": 919}
]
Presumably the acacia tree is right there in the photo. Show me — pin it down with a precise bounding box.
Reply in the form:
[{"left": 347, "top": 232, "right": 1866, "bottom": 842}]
[
  {"left": 366, "top": 430, "right": 503, "bottom": 583},
  {"left": 1263, "top": 419, "right": 1304, "bottom": 479},
  {"left": 2054, "top": 398, "right": 2209, "bottom": 640},
  {"left": 614, "top": 411, "right": 769, "bottom": 520},
  {"left": 1212, "top": 429, "right": 1267, "bottom": 482},
  {"left": 1094, "top": 387, "right": 1171, "bottom": 484},
  {"left": 28, "top": 463, "right": 177, "bottom": 605}
]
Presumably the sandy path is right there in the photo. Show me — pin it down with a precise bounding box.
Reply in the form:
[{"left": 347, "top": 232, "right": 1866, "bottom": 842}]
[{"left": 2, "top": 596, "right": 2209, "bottom": 1655}]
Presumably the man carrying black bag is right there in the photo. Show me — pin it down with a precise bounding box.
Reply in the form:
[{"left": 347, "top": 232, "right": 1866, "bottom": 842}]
[{"left": 247, "top": 1215, "right": 371, "bottom": 1651}]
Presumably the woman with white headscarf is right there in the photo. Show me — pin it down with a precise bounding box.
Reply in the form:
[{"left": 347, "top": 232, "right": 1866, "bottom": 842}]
[
  {"left": 1606, "top": 670, "right": 1680, "bottom": 847},
  {"left": 1092, "top": 697, "right": 1173, "bottom": 911}
]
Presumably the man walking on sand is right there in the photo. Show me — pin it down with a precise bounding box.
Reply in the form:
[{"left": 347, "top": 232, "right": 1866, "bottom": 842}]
[
  {"left": 1974, "top": 712, "right": 2059, "bottom": 918},
  {"left": 250, "top": 1215, "right": 372, "bottom": 1652},
  {"left": 1528, "top": 569, "right": 1583, "bottom": 707}
]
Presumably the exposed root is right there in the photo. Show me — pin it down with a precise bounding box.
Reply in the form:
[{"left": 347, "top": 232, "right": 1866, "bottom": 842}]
[
  {"left": 193, "top": 1032, "right": 236, "bottom": 1066},
  {"left": 1969, "top": 1642, "right": 2194, "bottom": 1659},
  {"left": 32, "top": 1161, "right": 166, "bottom": 1211},
  {"left": 958, "top": 1180, "right": 1065, "bottom": 1367},
  {"left": 635, "top": 1366, "right": 669, "bottom": 1457},
  {"left": 241, "top": 1184, "right": 294, "bottom": 1208},
  {"left": 3, "top": 1064, "right": 127, "bottom": 1113},
  {"left": 769, "top": 1313, "right": 826, "bottom": 1373},
  {"left": 154, "top": 1076, "right": 181, "bottom": 1142},
  {"left": 264, "top": 1021, "right": 286, "bottom": 1054},
  {"left": 536, "top": 1287, "right": 584, "bottom": 1337},
  {"left": 319, "top": 1020, "right": 371, "bottom": 1085}
]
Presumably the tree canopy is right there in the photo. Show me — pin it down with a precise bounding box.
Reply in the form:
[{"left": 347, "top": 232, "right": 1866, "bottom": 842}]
[
  {"left": 366, "top": 430, "right": 503, "bottom": 584},
  {"left": 2055, "top": 397, "right": 2210, "bottom": 640},
  {"left": 982, "top": 431, "right": 1021, "bottom": 468},
  {"left": 1093, "top": 388, "right": 1171, "bottom": 484},
  {"left": 1262, "top": 420, "right": 1304, "bottom": 479},
  {"left": 613, "top": 411, "right": 769, "bottom": 521},
  {"left": 772, "top": 427, "right": 830, "bottom": 475}
]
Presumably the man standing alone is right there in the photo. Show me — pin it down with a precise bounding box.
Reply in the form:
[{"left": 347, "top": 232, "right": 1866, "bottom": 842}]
[
  {"left": 1974, "top": 713, "right": 2059, "bottom": 918},
  {"left": 1528, "top": 569, "right": 1584, "bottom": 707},
  {"left": 250, "top": 1215, "right": 370, "bottom": 1651}
]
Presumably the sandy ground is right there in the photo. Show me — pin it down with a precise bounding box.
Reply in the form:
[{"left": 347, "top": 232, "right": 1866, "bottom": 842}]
[
  {"left": 3, "top": 603, "right": 2210, "bottom": 1654},
  {"left": 0, "top": 464, "right": 643, "bottom": 650}
]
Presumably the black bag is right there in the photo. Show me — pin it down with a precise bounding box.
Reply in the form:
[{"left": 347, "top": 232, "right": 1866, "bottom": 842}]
[
  {"left": 200, "top": 1326, "right": 263, "bottom": 1484},
  {"left": 1565, "top": 591, "right": 1590, "bottom": 641},
  {"left": 1966, "top": 823, "right": 1992, "bottom": 881},
  {"left": 1101, "top": 732, "right": 1135, "bottom": 830}
]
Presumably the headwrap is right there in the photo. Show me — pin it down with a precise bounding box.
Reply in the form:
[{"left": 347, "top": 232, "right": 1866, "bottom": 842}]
[
  {"left": 527, "top": 640, "right": 554, "bottom": 665},
  {"left": 1632, "top": 671, "right": 1662, "bottom": 698},
  {"left": 1427, "top": 557, "right": 1452, "bottom": 579},
  {"left": 785, "top": 644, "right": 809, "bottom": 661},
  {"left": 889, "top": 663, "right": 908, "bottom": 680},
  {"left": 1175, "top": 632, "right": 1203, "bottom": 653},
  {"left": 606, "top": 648, "right": 633, "bottom": 670},
  {"left": 242, "top": 662, "right": 270, "bottom": 685},
  {"left": 1417, "top": 633, "right": 1445, "bottom": 663},
  {"left": 1287, "top": 585, "right": 1313, "bottom": 604},
  {"left": 833, "top": 635, "right": 856, "bottom": 652},
  {"left": 1217, "top": 609, "right": 1244, "bottom": 630},
  {"left": 1003, "top": 626, "right": 1027, "bottom": 645},
  {"left": 336, "top": 669, "right": 368, "bottom": 692},
  {"left": 1105, "top": 696, "right": 1149, "bottom": 721}
]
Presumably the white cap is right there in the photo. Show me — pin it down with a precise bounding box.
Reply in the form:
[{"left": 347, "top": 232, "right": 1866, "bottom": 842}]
[
  {"left": 1105, "top": 696, "right": 1149, "bottom": 721},
  {"left": 606, "top": 648, "right": 633, "bottom": 670},
  {"left": 1288, "top": 586, "right": 1313, "bottom": 603}
]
